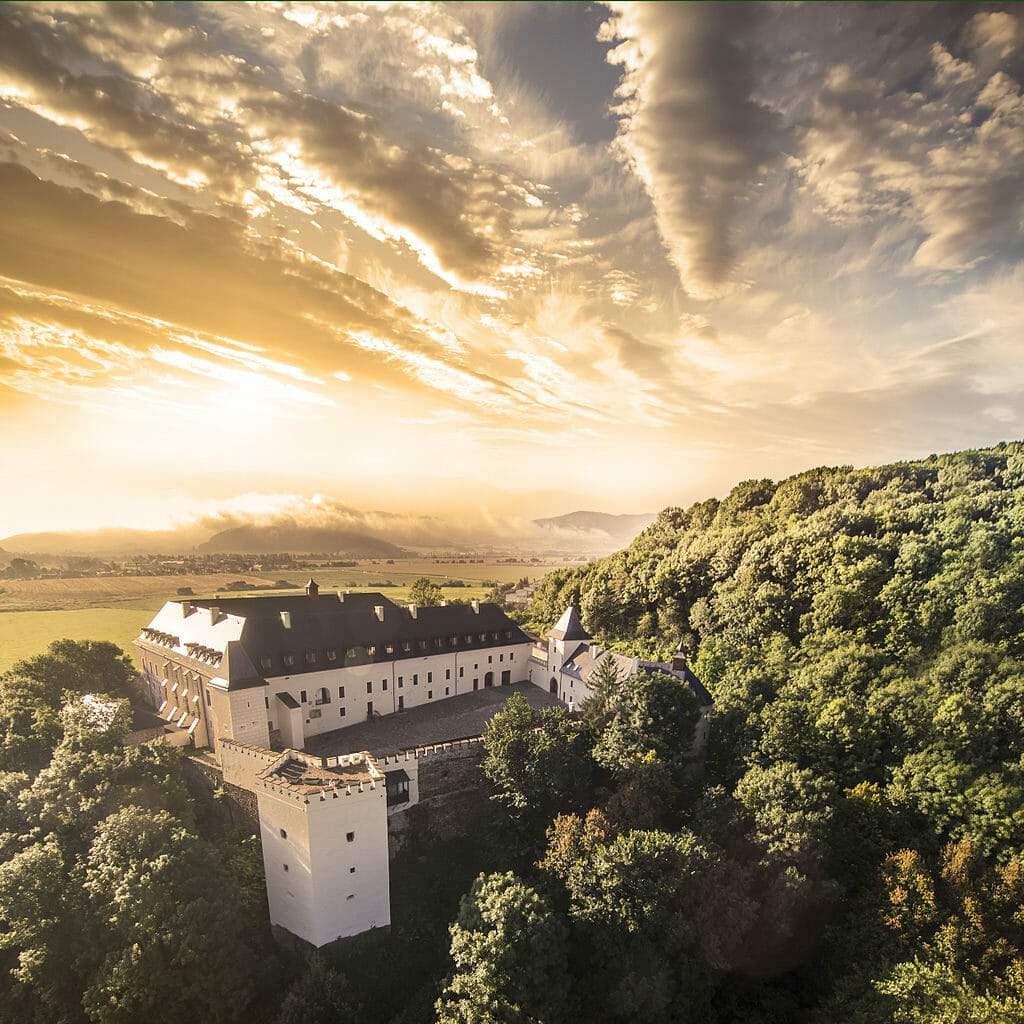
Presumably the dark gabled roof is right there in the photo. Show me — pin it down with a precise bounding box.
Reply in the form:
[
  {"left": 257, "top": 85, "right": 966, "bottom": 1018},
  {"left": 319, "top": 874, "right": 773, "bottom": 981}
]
[
  {"left": 276, "top": 691, "right": 300, "bottom": 710},
  {"left": 562, "top": 646, "right": 635, "bottom": 685},
  {"left": 176, "top": 592, "right": 531, "bottom": 680},
  {"left": 218, "top": 641, "right": 265, "bottom": 691},
  {"left": 548, "top": 606, "right": 592, "bottom": 642},
  {"left": 638, "top": 660, "right": 713, "bottom": 708}
]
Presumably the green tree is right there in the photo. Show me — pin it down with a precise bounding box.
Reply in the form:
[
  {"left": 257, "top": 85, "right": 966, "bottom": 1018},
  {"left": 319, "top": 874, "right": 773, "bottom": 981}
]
[
  {"left": 480, "top": 693, "right": 591, "bottom": 846},
  {"left": 80, "top": 807, "right": 255, "bottom": 1024},
  {"left": 436, "top": 872, "right": 570, "bottom": 1024},
  {"left": 276, "top": 959, "right": 360, "bottom": 1024},
  {"left": 408, "top": 577, "right": 443, "bottom": 606}
]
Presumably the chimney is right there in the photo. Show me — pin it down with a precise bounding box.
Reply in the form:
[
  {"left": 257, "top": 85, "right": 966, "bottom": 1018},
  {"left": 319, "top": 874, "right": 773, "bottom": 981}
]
[
  {"left": 590, "top": 643, "right": 600, "bottom": 659},
  {"left": 471, "top": 599, "right": 480, "bottom": 614},
  {"left": 208, "top": 606, "right": 221, "bottom": 625},
  {"left": 407, "top": 603, "right": 418, "bottom": 619},
  {"left": 280, "top": 611, "right": 292, "bottom": 629},
  {"left": 374, "top": 605, "right": 385, "bottom": 622},
  {"left": 181, "top": 601, "right": 194, "bottom": 617}
]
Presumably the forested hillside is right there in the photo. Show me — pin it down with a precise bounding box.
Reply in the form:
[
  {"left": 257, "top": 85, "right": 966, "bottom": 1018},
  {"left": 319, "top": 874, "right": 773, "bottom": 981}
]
[{"left": 510, "top": 441, "right": 1024, "bottom": 1020}]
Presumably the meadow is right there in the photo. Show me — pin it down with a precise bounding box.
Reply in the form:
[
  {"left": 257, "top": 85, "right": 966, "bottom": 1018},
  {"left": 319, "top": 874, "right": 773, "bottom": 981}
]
[{"left": 0, "top": 558, "right": 565, "bottom": 674}]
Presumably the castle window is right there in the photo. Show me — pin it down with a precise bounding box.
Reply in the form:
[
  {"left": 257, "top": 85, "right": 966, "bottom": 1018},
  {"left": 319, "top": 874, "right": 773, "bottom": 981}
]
[
  {"left": 445, "top": 687, "right": 450, "bottom": 696},
  {"left": 326, "top": 648, "right": 337, "bottom": 662},
  {"left": 280, "top": 829, "right": 287, "bottom": 839},
  {"left": 346, "top": 832, "right": 355, "bottom": 843},
  {"left": 367, "top": 645, "right": 376, "bottom": 656},
  {"left": 435, "top": 637, "right": 443, "bottom": 648},
  {"left": 413, "top": 674, "right": 418, "bottom": 685},
  {"left": 305, "top": 650, "right": 316, "bottom": 665},
  {"left": 445, "top": 669, "right": 451, "bottom": 680},
  {"left": 398, "top": 676, "right": 404, "bottom": 688},
  {"left": 338, "top": 686, "right": 345, "bottom": 698},
  {"left": 418, "top": 640, "right": 427, "bottom": 650},
  {"left": 459, "top": 667, "right": 464, "bottom": 678},
  {"left": 450, "top": 636, "right": 458, "bottom": 646},
  {"left": 382, "top": 680, "right": 388, "bottom": 691},
  {"left": 428, "top": 690, "right": 433, "bottom": 699},
  {"left": 505, "top": 631, "right": 512, "bottom": 640},
  {"left": 464, "top": 634, "right": 472, "bottom": 644},
  {"left": 260, "top": 656, "right": 272, "bottom": 671},
  {"left": 385, "top": 644, "right": 394, "bottom": 654},
  {"left": 488, "top": 655, "right": 493, "bottom": 664},
  {"left": 264, "top": 696, "right": 269, "bottom": 709},
  {"left": 402, "top": 641, "right": 411, "bottom": 652},
  {"left": 206, "top": 691, "right": 211, "bottom": 706},
  {"left": 340, "top": 707, "right": 346, "bottom": 717},
  {"left": 427, "top": 671, "right": 432, "bottom": 683},
  {"left": 283, "top": 653, "right": 295, "bottom": 668},
  {"left": 349, "top": 867, "right": 356, "bottom": 874},
  {"left": 500, "top": 654, "right": 504, "bottom": 662},
  {"left": 283, "top": 863, "right": 289, "bottom": 872},
  {"left": 366, "top": 681, "right": 372, "bottom": 694},
  {"left": 300, "top": 690, "right": 307, "bottom": 703}
]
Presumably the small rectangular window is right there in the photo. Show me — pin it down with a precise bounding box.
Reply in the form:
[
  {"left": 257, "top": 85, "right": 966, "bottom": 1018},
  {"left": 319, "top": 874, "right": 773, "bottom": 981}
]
[
  {"left": 326, "top": 648, "right": 337, "bottom": 662},
  {"left": 445, "top": 668, "right": 451, "bottom": 680},
  {"left": 346, "top": 832, "right": 355, "bottom": 843},
  {"left": 300, "top": 690, "right": 307, "bottom": 703},
  {"left": 488, "top": 655, "right": 493, "bottom": 663},
  {"left": 366, "top": 681, "right": 372, "bottom": 694},
  {"left": 445, "top": 686, "right": 450, "bottom": 696},
  {"left": 340, "top": 707, "right": 346, "bottom": 717},
  {"left": 500, "top": 654, "right": 504, "bottom": 662},
  {"left": 206, "top": 691, "right": 212, "bottom": 706},
  {"left": 280, "top": 828, "right": 287, "bottom": 838},
  {"left": 349, "top": 866, "right": 356, "bottom": 874},
  {"left": 367, "top": 645, "right": 377, "bottom": 656},
  {"left": 428, "top": 690, "right": 432, "bottom": 699},
  {"left": 283, "top": 863, "right": 289, "bottom": 872},
  {"left": 459, "top": 667, "right": 464, "bottom": 678},
  {"left": 382, "top": 679, "right": 388, "bottom": 691},
  {"left": 265, "top": 696, "right": 269, "bottom": 709},
  {"left": 339, "top": 686, "right": 345, "bottom": 698},
  {"left": 413, "top": 673, "right": 418, "bottom": 685},
  {"left": 260, "top": 656, "right": 272, "bottom": 671},
  {"left": 427, "top": 671, "right": 432, "bottom": 683},
  {"left": 398, "top": 676, "right": 404, "bottom": 688},
  {"left": 305, "top": 651, "right": 316, "bottom": 665},
  {"left": 283, "top": 653, "right": 295, "bottom": 668}
]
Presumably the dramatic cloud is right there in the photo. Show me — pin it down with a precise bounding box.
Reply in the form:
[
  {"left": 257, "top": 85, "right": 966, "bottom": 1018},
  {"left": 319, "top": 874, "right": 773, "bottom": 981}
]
[
  {"left": 0, "top": 2, "right": 1021, "bottom": 538},
  {"left": 601, "top": 3, "right": 781, "bottom": 298}
]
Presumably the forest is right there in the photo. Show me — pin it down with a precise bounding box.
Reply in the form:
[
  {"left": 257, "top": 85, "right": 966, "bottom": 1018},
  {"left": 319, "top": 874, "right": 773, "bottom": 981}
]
[{"left": 2, "top": 441, "right": 1024, "bottom": 1022}]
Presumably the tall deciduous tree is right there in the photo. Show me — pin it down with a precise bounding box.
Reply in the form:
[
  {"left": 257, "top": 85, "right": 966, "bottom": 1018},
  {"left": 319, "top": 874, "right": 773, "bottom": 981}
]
[{"left": 436, "top": 872, "right": 571, "bottom": 1024}]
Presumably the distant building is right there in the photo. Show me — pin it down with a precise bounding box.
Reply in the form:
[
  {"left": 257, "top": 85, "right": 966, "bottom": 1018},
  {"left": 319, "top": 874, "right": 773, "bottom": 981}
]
[{"left": 135, "top": 585, "right": 710, "bottom": 948}]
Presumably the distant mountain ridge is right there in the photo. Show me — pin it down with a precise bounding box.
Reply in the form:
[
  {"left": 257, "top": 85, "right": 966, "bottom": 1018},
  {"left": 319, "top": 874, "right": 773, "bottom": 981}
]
[
  {"left": 197, "top": 523, "right": 409, "bottom": 557},
  {"left": 533, "top": 510, "right": 656, "bottom": 538}
]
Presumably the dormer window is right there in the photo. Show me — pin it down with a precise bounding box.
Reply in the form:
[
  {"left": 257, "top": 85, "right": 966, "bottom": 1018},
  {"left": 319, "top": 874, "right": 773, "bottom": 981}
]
[
  {"left": 385, "top": 644, "right": 394, "bottom": 654},
  {"left": 260, "top": 656, "right": 272, "bottom": 671},
  {"left": 367, "top": 645, "right": 377, "bottom": 656},
  {"left": 402, "top": 641, "right": 411, "bottom": 652},
  {"left": 418, "top": 640, "right": 427, "bottom": 650},
  {"left": 326, "top": 649, "right": 337, "bottom": 662},
  {"left": 450, "top": 636, "right": 458, "bottom": 646},
  {"left": 305, "top": 651, "right": 317, "bottom": 665},
  {"left": 283, "top": 653, "right": 295, "bottom": 668},
  {"left": 464, "top": 634, "right": 473, "bottom": 644}
]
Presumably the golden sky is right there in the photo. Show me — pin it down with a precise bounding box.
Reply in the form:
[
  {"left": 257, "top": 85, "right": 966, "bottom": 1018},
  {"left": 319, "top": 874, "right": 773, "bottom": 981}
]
[{"left": 1, "top": 2, "right": 1022, "bottom": 538}]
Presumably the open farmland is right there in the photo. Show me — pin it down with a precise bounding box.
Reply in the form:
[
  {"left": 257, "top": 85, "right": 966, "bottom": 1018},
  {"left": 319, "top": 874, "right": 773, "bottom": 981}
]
[{"left": 0, "top": 558, "right": 566, "bottom": 674}]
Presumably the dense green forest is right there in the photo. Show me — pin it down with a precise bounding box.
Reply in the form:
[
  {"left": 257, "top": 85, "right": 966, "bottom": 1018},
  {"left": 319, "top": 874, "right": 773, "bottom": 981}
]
[{"left": 3, "top": 442, "right": 1024, "bottom": 1022}]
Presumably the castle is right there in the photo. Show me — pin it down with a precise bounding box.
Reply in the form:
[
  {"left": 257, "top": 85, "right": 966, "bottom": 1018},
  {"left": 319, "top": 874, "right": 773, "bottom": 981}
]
[{"left": 135, "top": 582, "right": 711, "bottom": 947}]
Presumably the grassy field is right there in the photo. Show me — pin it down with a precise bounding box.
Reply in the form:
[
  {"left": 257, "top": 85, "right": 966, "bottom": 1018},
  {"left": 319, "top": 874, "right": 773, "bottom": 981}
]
[{"left": 0, "top": 559, "right": 565, "bottom": 675}]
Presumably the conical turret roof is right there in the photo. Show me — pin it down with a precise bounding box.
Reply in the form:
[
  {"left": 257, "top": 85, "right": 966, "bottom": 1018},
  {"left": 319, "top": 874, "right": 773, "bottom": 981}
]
[{"left": 547, "top": 605, "right": 592, "bottom": 642}]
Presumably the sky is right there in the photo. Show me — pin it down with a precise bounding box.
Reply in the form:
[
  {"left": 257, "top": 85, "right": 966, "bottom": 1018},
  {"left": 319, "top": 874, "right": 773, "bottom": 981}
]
[{"left": 1, "top": 1, "right": 1023, "bottom": 539}]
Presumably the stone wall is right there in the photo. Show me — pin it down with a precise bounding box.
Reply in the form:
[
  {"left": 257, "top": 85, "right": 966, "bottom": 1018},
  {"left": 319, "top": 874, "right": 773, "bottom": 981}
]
[
  {"left": 383, "top": 740, "right": 491, "bottom": 857},
  {"left": 183, "top": 753, "right": 259, "bottom": 834}
]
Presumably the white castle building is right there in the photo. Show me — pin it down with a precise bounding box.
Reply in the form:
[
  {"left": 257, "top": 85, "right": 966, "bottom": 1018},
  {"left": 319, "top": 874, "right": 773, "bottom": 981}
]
[{"left": 135, "top": 582, "right": 711, "bottom": 948}]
